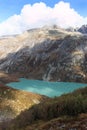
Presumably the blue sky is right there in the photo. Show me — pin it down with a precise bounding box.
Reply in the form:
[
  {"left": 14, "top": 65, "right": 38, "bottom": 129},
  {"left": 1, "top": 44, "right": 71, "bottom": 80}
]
[
  {"left": 0, "top": 0, "right": 87, "bottom": 22},
  {"left": 0, "top": 0, "right": 87, "bottom": 36}
]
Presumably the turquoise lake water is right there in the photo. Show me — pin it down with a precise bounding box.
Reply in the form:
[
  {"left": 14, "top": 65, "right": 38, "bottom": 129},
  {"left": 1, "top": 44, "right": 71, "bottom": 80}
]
[{"left": 7, "top": 78, "right": 87, "bottom": 97}]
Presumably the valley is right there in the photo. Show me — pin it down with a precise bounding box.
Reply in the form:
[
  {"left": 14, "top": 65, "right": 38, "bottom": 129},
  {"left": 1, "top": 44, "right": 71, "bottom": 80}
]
[{"left": 0, "top": 26, "right": 87, "bottom": 129}]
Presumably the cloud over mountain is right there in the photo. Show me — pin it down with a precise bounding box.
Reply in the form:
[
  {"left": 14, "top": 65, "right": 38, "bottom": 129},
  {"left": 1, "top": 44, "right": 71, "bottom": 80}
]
[{"left": 0, "top": 1, "right": 87, "bottom": 36}]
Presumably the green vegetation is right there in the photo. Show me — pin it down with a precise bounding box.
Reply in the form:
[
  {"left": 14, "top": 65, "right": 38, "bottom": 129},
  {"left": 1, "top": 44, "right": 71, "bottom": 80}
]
[{"left": 7, "top": 86, "right": 87, "bottom": 130}]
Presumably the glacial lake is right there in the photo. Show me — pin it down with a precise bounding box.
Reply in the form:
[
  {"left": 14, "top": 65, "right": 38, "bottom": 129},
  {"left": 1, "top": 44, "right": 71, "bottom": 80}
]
[{"left": 7, "top": 78, "right": 87, "bottom": 97}]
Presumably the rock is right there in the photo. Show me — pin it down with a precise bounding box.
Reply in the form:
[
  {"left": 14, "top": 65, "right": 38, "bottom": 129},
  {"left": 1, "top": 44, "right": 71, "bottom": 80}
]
[
  {"left": 78, "top": 25, "right": 87, "bottom": 34},
  {"left": 0, "top": 26, "right": 87, "bottom": 83}
]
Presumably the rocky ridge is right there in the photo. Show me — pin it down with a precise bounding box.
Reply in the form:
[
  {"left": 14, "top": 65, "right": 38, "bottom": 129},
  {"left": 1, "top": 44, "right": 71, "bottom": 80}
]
[
  {"left": 0, "top": 26, "right": 87, "bottom": 82},
  {"left": 78, "top": 25, "right": 87, "bottom": 34}
]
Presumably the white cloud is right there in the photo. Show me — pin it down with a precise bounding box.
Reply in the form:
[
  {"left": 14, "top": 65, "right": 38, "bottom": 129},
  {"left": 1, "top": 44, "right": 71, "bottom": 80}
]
[{"left": 0, "top": 1, "right": 87, "bottom": 36}]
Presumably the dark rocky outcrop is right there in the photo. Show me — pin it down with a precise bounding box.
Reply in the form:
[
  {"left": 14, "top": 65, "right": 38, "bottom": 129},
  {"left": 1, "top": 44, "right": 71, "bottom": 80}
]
[
  {"left": 0, "top": 26, "right": 87, "bottom": 83},
  {"left": 78, "top": 25, "right": 87, "bottom": 34}
]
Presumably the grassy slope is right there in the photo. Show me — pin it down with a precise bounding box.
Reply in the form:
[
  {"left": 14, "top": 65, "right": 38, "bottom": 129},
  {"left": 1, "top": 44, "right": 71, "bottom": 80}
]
[
  {"left": 0, "top": 83, "right": 48, "bottom": 123},
  {"left": 4, "top": 86, "right": 87, "bottom": 130}
]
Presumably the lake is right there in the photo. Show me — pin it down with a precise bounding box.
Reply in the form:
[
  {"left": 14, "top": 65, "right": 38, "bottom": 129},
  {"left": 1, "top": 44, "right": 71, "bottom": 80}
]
[{"left": 7, "top": 78, "right": 87, "bottom": 97}]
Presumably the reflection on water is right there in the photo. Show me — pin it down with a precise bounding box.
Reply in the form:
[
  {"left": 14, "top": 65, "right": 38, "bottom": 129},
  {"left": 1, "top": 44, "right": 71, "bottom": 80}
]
[{"left": 7, "top": 78, "right": 87, "bottom": 97}]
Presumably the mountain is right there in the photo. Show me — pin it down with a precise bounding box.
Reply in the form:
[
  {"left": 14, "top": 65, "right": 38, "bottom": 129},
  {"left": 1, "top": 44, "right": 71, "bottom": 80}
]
[
  {"left": 0, "top": 26, "right": 87, "bottom": 130},
  {"left": 0, "top": 26, "right": 87, "bottom": 83},
  {"left": 78, "top": 25, "right": 87, "bottom": 34}
]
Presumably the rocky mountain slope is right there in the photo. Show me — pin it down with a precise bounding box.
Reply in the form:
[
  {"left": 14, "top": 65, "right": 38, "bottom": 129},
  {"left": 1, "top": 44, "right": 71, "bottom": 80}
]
[
  {"left": 78, "top": 25, "right": 87, "bottom": 34},
  {"left": 0, "top": 26, "right": 87, "bottom": 83}
]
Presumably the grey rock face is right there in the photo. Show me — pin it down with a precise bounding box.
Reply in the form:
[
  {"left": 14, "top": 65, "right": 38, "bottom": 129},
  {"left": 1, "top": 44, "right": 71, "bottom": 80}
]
[
  {"left": 78, "top": 25, "right": 87, "bottom": 34},
  {"left": 0, "top": 26, "right": 87, "bottom": 82}
]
